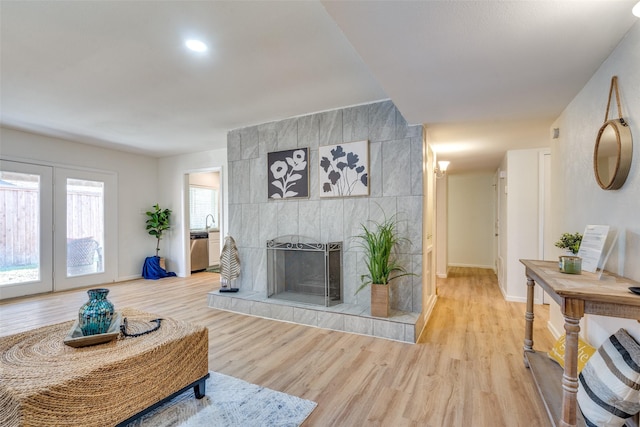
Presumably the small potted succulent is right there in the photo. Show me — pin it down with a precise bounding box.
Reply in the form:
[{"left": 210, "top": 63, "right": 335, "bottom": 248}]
[
  {"left": 554, "top": 232, "right": 583, "bottom": 255},
  {"left": 555, "top": 232, "right": 583, "bottom": 274}
]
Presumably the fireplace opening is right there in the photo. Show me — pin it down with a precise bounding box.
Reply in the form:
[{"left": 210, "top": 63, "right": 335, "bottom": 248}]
[{"left": 267, "top": 236, "right": 342, "bottom": 307}]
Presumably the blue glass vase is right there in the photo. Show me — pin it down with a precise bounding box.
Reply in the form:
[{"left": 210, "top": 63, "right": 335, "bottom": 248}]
[{"left": 78, "top": 288, "right": 115, "bottom": 336}]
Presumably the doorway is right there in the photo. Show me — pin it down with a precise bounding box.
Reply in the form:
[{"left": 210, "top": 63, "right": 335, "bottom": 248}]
[
  {"left": 0, "top": 160, "right": 117, "bottom": 299},
  {"left": 186, "top": 169, "right": 222, "bottom": 273},
  {"left": 0, "top": 160, "right": 53, "bottom": 298}
]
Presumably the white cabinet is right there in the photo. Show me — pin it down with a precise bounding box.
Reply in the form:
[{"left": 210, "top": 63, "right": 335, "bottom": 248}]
[{"left": 208, "top": 231, "right": 220, "bottom": 266}]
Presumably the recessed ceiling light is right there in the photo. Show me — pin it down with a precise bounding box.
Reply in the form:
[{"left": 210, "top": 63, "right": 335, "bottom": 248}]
[{"left": 185, "top": 39, "right": 207, "bottom": 52}]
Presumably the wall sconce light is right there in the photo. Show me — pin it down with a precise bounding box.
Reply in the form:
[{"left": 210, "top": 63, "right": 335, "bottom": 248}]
[
  {"left": 633, "top": 1, "right": 640, "bottom": 17},
  {"left": 434, "top": 160, "right": 450, "bottom": 179}
]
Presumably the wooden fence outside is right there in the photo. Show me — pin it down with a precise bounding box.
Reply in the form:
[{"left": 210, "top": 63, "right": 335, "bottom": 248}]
[
  {"left": 67, "top": 190, "right": 104, "bottom": 246},
  {"left": 0, "top": 187, "right": 103, "bottom": 269},
  {"left": 0, "top": 187, "right": 39, "bottom": 268}
]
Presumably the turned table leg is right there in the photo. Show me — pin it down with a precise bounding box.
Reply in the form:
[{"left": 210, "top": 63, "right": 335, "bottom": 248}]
[
  {"left": 523, "top": 277, "right": 535, "bottom": 367},
  {"left": 560, "top": 299, "right": 584, "bottom": 427}
]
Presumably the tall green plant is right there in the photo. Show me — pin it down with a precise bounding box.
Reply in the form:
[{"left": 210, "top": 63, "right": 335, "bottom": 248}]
[
  {"left": 146, "top": 204, "right": 171, "bottom": 257},
  {"left": 354, "top": 215, "right": 413, "bottom": 294}
]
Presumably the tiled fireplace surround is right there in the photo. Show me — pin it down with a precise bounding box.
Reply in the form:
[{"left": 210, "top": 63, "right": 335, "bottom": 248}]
[{"left": 208, "top": 100, "right": 425, "bottom": 343}]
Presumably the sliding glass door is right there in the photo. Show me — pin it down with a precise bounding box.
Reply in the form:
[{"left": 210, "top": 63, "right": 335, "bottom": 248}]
[
  {"left": 54, "top": 168, "right": 117, "bottom": 291},
  {"left": 0, "top": 161, "right": 117, "bottom": 299},
  {"left": 0, "top": 160, "right": 53, "bottom": 299}
]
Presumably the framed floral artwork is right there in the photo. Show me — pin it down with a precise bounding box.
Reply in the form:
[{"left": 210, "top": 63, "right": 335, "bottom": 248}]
[
  {"left": 319, "top": 140, "right": 369, "bottom": 198},
  {"left": 267, "top": 148, "right": 309, "bottom": 199}
]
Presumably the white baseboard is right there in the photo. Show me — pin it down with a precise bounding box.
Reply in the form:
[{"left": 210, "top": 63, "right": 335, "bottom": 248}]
[
  {"left": 117, "top": 274, "right": 142, "bottom": 282},
  {"left": 503, "top": 295, "right": 527, "bottom": 304},
  {"left": 416, "top": 294, "right": 438, "bottom": 342},
  {"left": 448, "top": 263, "right": 494, "bottom": 269},
  {"left": 547, "top": 320, "right": 562, "bottom": 340}
]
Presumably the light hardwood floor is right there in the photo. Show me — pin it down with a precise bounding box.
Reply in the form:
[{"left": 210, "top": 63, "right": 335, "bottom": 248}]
[{"left": 0, "top": 267, "right": 555, "bottom": 426}]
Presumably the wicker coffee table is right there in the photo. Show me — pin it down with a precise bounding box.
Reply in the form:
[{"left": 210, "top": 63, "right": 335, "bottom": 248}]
[{"left": 0, "top": 308, "right": 209, "bottom": 427}]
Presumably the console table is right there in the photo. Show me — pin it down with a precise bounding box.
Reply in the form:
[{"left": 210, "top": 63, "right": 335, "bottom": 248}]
[{"left": 521, "top": 259, "right": 640, "bottom": 427}]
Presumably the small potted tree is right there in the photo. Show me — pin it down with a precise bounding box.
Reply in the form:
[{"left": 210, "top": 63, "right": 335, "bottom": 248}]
[
  {"left": 146, "top": 204, "right": 172, "bottom": 259},
  {"left": 354, "top": 214, "right": 413, "bottom": 317},
  {"left": 142, "top": 204, "right": 175, "bottom": 279}
]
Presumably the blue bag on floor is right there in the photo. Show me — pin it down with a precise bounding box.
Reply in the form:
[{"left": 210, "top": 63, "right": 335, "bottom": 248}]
[{"left": 142, "top": 256, "right": 177, "bottom": 280}]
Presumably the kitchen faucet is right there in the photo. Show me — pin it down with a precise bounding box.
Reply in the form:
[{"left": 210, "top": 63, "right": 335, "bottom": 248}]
[{"left": 205, "top": 214, "right": 215, "bottom": 229}]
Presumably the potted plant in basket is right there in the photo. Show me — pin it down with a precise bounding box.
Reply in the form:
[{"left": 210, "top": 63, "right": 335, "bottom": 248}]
[
  {"left": 354, "top": 214, "right": 413, "bottom": 317},
  {"left": 142, "top": 204, "right": 176, "bottom": 279}
]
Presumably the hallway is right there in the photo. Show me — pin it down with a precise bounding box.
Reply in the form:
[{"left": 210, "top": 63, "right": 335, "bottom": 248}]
[{"left": 416, "top": 266, "right": 555, "bottom": 425}]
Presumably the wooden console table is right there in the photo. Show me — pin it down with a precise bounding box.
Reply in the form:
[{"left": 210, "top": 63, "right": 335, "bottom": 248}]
[{"left": 521, "top": 259, "right": 640, "bottom": 427}]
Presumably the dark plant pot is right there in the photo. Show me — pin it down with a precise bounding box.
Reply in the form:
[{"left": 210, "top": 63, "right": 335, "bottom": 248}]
[{"left": 371, "top": 283, "right": 389, "bottom": 317}]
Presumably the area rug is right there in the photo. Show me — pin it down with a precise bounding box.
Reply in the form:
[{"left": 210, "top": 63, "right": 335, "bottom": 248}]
[{"left": 125, "top": 372, "right": 317, "bottom": 427}]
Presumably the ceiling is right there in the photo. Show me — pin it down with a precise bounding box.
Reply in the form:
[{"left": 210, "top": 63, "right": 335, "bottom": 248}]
[{"left": 1, "top": 1, "right": 638, "bottom": 173}]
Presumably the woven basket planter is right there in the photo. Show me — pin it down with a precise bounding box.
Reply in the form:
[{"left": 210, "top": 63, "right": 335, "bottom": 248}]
[{"left": 370, "top": 283, "right": 389, "bottom": 318}]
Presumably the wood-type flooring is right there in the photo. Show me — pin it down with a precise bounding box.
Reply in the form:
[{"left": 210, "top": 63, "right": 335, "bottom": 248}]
[{"left": 0, "top": 266, "right": 555, "bottom": 426}]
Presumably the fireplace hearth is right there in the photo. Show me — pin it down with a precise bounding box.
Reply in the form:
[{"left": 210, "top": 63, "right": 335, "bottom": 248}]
[{"left": 266, "top": 236, "right": 342, "bottom": 307}]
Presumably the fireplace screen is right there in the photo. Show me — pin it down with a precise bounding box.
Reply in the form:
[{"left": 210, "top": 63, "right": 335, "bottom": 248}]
[{"left": 267, "top": 236, "right": 342, "bottom": 307}]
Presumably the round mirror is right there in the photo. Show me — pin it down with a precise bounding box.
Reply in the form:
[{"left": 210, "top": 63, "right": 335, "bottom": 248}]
[{"left": 593, "top": 119, "right": 632, "bottom": 190}]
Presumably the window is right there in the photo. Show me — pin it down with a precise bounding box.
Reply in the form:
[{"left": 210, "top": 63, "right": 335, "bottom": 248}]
[
  {"left": 54, "top": 167, "right": 116, "bottom": 292},
  {"left": 66, "top": 178, "right": 104, "bottom": 277},
  {"left": 0, "top": 170, "right": 41, "bottom": 285},
  {"left": 189, "top": 185, "right": 218, "bottom": 230}
]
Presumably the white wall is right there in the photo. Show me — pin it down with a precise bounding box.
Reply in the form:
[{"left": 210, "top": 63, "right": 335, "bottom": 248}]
[
  {"left": 0, "top": 127, "right": 159, "bottom": 281},
  {"left": 157, "top": 149, "right": 228, "bottom": 277},
  {"left": 0, "top": 126, "right": 230, "bottom": 281},
  {"left": 435, "top": 175, "right": 448, "bottom": 277},
  {"left": 447, "top": 172, "right": 495, "bottom": 269},
  {"left": 189, "top": 171, "right": 219, "bottom": 188},
  {"left": 499, "top": 149, "right": 548, "bottom": 302},
  {"left": 549, "top": 22, "right": 640, "bottom": 346}
]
